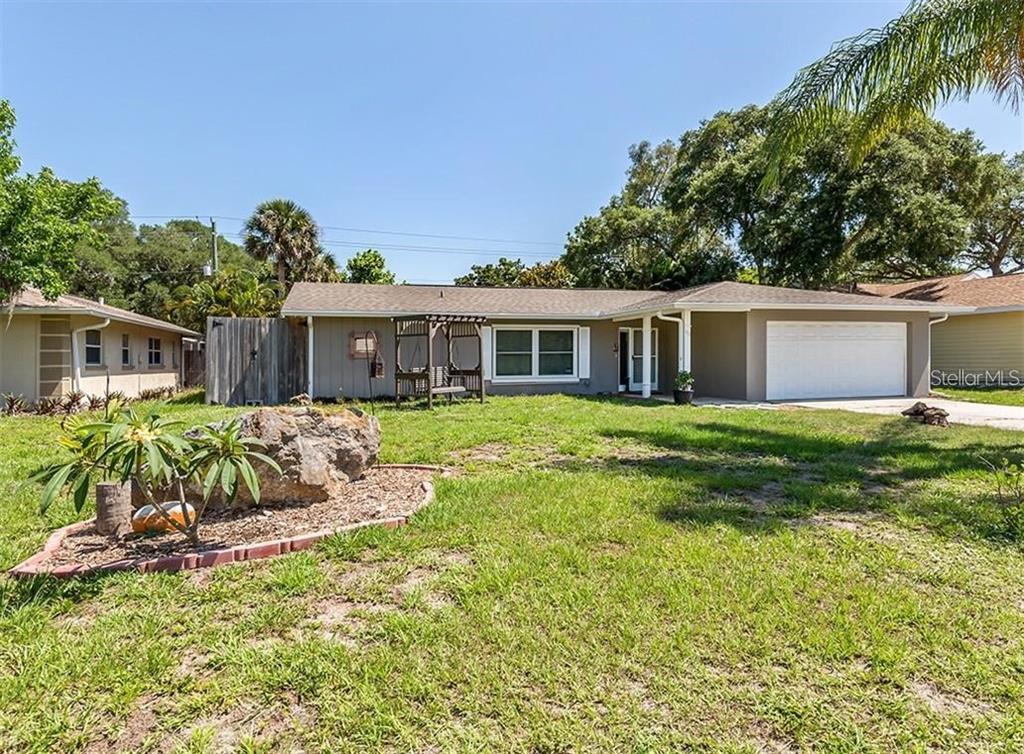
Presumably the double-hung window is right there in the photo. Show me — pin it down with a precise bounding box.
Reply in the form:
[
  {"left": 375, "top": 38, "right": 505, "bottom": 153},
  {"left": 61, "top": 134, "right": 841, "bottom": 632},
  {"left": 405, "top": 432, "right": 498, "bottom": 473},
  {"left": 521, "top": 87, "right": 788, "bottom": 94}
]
[
  {"left": 84, "top": 330, "right": 102, "bottom": 366},
  {"left": 121, "top": 334, "right": 131, "bottom": 366},
  {"left": 493, "top": 327, "right": 577, "bottom": 381},
  {"left": 147, "top": 337, "right": 162, "bottom": 366}
]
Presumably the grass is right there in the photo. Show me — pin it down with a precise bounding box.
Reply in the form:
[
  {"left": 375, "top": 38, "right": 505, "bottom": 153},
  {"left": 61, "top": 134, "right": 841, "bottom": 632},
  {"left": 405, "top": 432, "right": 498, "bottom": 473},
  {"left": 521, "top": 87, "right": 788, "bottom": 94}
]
[
  {"left": 936, "top": 386, "right": 1024, "bottom": 407},
  {"left": 3, "top": 393, "right": 1024, "bottom": 751}
]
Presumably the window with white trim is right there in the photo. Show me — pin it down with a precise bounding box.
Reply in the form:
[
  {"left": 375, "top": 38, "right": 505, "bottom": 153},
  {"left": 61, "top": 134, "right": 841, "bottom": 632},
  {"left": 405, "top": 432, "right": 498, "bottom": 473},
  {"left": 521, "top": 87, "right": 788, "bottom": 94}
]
[
  {"left": 121, "top": 334, "right": 131, "bottom": 366},
  {"left": 147, "top": 337, "right": 162, "bottom": 366},
  {"left": 84, "top": 329, "right": 102, "bottom": 366},
  {"left": 493, "top": 327, "right": 577, "bottom": 380}
]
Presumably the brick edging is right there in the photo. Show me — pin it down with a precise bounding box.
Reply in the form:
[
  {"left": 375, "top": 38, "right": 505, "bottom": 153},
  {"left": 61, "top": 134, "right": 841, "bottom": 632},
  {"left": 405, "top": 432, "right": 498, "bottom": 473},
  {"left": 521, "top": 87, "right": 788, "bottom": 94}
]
[{"left": 8, "top": 465, "right": 442, "bottom": 580}]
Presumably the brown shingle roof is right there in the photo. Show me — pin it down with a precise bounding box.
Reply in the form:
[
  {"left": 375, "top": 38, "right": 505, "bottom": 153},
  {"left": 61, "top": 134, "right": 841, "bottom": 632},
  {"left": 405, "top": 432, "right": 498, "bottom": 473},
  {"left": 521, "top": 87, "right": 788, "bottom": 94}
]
[
  {"left": 858, "top": 273, "right": 1024, "bottom": 309},
  {"left": 10, "top": 288, "right": 200, "bottom": 336},
  {"left": 282, "top": 280, "right": 959, "bottom": 319}
]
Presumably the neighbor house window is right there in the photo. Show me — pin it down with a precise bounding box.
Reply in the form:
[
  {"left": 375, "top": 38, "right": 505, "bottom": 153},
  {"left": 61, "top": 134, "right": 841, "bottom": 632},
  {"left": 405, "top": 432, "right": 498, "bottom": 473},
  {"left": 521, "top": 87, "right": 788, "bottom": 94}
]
[
  {"left": 493, "top": 327, "right": 577, "bottom": 380},
  {"left": 84, "top": 330, "right": 102, "bottom": 366},
  {"left": 121, "top": 334, "right": 131, "bottom": 366},
  {"left": 148, "top": 337, "right": 162, "bottom": 366}
]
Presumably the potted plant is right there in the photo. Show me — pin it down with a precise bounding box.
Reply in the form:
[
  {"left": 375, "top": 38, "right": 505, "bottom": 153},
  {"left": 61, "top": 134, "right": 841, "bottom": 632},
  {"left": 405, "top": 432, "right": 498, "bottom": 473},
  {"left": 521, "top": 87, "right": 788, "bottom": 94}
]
[{"left": 673, "top": 371, "right": 695, "bottom": 405}]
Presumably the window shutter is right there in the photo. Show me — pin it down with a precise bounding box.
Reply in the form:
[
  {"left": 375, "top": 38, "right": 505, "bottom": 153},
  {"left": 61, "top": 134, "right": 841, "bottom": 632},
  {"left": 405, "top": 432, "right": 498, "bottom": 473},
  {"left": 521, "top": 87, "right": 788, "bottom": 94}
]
[
  {"left": 481, "top": 326, "right": 492, "bottom": 380},
  {"left": 578, "top": 326, "right": 591, "bottom": 380}
]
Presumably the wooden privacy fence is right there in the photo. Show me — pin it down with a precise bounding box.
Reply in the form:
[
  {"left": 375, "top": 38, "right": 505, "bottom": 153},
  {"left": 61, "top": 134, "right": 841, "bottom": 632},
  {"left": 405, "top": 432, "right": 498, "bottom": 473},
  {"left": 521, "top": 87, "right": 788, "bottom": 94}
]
[{"left": 205, "top": 317, "right": 307, "bottom": 406}]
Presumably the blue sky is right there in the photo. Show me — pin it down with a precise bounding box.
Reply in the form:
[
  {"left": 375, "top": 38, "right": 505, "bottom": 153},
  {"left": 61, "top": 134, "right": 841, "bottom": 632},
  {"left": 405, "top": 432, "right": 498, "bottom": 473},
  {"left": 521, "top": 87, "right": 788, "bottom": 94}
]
[{"left": 1, "top": 1, "right": 1021, "bottom": 284}]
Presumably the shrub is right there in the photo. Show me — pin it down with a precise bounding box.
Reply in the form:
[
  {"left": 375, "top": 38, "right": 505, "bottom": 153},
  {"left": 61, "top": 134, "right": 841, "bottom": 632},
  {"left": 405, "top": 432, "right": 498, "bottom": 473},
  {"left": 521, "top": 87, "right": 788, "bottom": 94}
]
[
  {"left": 32, "top": 402, "right": 281, "bottom": 545},
  {"left": 60, "top": 390, "right": 86, "bottom": 415},
  {"left": 2, "top": 393, "right": 28, "bottom": 416},
  {"left": 34, "top": 397, "right": 62, "bottom": 416},
  {"left": 137, "top": 386, "right": 177, "bottom": 401}
]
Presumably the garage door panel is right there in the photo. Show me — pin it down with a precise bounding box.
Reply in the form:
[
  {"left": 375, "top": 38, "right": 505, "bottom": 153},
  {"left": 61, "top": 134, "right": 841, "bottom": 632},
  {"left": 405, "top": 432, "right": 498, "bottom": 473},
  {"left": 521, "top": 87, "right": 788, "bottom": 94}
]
[{"left": 766, "top": 321, "right": 906, "bottom": 400}]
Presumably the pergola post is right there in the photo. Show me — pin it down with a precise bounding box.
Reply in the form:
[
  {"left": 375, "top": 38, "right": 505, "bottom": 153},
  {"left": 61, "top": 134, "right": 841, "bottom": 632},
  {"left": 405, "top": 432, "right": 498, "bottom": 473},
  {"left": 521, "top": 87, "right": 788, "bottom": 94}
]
[
  {"left": 641, "top": 315, "right": 652, "bottom": 399},
  {"left": 426, "top": 322, "right": 435, "bottom": 410}
]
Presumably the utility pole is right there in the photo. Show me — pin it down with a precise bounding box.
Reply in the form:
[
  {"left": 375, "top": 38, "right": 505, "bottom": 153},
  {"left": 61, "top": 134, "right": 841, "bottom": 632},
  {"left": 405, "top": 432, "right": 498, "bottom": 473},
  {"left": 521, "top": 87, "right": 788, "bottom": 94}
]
[{"left": 210, "top": 217, "right": 219, "bottom": 273}]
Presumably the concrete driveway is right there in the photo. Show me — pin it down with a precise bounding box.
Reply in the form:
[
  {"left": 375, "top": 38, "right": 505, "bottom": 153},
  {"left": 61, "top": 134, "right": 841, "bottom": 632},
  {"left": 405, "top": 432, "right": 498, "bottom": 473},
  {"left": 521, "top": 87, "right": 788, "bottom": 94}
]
[{"left": 783, "top": 397, "right": 1024, "bottom": 431}]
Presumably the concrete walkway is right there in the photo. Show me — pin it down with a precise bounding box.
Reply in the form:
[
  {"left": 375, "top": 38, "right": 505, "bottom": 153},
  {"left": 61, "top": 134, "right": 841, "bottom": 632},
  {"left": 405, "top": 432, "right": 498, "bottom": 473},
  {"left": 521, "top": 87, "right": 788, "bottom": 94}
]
[{"left": 782, "top": 397, "right": 1024, "bottom": 431}]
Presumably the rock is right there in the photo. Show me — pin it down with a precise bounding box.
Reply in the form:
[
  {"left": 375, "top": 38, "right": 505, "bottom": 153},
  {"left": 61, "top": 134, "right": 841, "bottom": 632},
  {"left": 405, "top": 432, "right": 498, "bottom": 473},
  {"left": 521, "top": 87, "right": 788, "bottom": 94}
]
[
  {"left": 901, "top": 401, "right": 930, "bottom": 417},
  {"left": 901, "top": 401, "right": 949, "bottom": 427},
  {"left": 231, "top": 406, "right": 380, "bottom": 505}
]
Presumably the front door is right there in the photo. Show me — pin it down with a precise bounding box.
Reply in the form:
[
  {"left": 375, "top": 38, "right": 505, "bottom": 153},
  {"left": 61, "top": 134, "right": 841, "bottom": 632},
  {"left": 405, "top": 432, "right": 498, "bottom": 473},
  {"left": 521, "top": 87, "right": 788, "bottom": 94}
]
[{"left": 619, "top": 327, "right": 658, "bottom": 392}]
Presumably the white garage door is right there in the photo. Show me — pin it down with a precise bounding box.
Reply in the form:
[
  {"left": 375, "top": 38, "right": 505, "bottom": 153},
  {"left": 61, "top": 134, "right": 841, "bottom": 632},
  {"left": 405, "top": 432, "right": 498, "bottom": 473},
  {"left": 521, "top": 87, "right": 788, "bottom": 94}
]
[{"left": 766, "top": 321, "right": 907, "bottom": 400}]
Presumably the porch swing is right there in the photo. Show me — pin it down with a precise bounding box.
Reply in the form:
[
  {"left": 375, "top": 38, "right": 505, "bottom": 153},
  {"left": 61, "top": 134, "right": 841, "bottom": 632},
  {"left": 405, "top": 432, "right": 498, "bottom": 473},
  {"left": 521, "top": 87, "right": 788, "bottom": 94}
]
[{"left": 393, "top": 315, "right": 487, "bottom": 408}]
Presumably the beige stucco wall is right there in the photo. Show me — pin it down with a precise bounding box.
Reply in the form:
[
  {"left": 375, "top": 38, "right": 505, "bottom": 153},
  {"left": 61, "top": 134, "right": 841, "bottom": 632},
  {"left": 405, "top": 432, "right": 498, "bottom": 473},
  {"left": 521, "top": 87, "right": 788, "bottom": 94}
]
[
  {"left": 931, "top": 312, "right": 1024, "bottom": 382},
  {"left": 744, "top": 309, "right": 931, "bottom": 401},
  {"left": 0, "top": 315, "right": 40, "bottom": 399},
  {"left": 75, "top": 318, "right": 182, "bottom": 398},
  {"left": 0, "top": 313, "right": 182, "bottom": 401}
]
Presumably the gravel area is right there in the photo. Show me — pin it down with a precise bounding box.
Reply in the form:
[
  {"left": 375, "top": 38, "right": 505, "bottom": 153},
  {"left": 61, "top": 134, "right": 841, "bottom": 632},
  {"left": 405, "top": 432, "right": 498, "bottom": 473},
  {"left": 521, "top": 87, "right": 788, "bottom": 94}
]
[{"left": 42, "top": 466, "right": 435, "bottom": 569}]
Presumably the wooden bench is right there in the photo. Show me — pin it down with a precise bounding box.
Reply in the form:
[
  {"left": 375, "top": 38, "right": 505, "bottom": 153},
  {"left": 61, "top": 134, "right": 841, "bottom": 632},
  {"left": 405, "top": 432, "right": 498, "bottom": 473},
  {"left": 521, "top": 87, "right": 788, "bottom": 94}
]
[{"left": 428, "top": 367, "right": 468, "bottom": 399}]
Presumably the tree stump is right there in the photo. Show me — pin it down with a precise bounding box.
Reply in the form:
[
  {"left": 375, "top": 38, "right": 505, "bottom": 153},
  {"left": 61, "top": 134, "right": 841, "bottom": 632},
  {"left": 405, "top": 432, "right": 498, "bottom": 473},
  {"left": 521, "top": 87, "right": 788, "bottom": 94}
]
[{"left": 95, "top": 482, "right": 133, "bottom": 536}]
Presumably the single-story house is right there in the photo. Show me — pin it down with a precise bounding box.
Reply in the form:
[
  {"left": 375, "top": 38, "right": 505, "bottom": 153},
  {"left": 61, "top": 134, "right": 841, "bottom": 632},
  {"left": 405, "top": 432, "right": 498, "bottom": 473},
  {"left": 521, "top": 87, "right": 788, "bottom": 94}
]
[
  {"left": 281, "top": 280, "right": 967, "bottom": 402},
  {"left": 859, "top": 273, "right": 1024, "bottom": 386},
  {"left": 0, "top": 287, "right": 200, "bottom": 401}
]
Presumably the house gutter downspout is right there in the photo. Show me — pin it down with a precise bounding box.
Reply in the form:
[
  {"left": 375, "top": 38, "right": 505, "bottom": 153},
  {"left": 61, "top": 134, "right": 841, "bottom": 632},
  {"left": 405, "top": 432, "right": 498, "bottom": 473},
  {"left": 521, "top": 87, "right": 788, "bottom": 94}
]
[
  {"left": 70, "top": 318, "right": 110, "bottom": 392},
  {"left": 929, "top": 314, "right": 949, "bottom": 327}
]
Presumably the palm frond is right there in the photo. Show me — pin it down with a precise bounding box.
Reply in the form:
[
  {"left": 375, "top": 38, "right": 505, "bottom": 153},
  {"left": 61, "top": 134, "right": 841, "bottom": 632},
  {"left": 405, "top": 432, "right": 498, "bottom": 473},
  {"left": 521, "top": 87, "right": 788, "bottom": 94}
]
[{"left": 762, "top": 0, "right": 1024, "bottom": 188}]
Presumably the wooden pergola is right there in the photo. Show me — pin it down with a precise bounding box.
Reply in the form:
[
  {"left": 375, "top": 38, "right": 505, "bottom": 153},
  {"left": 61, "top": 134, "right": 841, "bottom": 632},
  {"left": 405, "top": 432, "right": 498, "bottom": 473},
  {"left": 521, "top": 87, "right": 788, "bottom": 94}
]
[{"left": 393, "top": 314, "right": 486, "bottom": 408}]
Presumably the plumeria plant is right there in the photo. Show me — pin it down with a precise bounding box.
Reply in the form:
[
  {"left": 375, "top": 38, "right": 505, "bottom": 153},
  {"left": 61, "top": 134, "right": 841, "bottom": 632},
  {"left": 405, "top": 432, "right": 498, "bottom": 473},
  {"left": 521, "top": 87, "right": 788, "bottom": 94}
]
[{"left": 33, "top": 402, "right": 280, "bottom": 545}]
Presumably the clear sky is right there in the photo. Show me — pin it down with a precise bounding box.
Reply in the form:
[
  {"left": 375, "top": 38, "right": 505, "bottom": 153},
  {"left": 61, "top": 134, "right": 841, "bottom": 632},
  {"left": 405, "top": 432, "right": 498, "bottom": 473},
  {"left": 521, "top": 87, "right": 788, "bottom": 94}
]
[{"left": 2, "top": 1, "right": 1021, "bottom": 284}]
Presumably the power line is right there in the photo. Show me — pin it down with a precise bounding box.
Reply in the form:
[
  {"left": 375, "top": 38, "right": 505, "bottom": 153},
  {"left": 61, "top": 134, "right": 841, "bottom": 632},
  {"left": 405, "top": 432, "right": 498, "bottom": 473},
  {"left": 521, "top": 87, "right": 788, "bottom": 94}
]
[
  {"left": 218, "top": 231, "right": 554, "bottom": 259},
  {"left": 127, "top": 214, "right": 563, "bottom": 248}
]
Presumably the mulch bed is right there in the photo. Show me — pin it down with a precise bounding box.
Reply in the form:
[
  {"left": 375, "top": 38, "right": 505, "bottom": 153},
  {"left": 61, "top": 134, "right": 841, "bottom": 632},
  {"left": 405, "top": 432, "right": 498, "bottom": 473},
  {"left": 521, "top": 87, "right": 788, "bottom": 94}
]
[{"left": 16, "top": 465, "right": 438, "bottom": 577}]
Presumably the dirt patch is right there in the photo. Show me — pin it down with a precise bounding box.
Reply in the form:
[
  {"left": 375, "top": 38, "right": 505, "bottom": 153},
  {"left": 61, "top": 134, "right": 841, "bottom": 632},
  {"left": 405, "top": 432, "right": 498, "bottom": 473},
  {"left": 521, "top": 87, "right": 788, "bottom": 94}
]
[
  {"left": 802, "top": 512, "right": 886, "bottom": 533},
  {"left": 41, "top": 467, "right": 433, "bottom": 570},
  {"left": 910, "top": 679, "right": 992, "bottom": 716},
  {"left": 735, "top": 482, "right": 788, "bottom": 512},
  {"left": 449, "top": 443, "right": 512, "bottom": 464},
  {"left": 309, "top": 597, "right": 397, "bottom": 643},
  {"left": 84, "top": 693, "right": 165, "bottom": 753}
]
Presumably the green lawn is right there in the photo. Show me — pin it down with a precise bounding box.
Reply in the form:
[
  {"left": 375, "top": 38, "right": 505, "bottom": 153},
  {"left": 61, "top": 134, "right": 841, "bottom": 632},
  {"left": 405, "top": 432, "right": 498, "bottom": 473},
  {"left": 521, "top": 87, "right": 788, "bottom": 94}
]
[
  {"left": 936, "top": 386, "right": 1024, "bottom": 406},
  {"left": 4, "top": 394, "right": 1024, "bottom": 752}
]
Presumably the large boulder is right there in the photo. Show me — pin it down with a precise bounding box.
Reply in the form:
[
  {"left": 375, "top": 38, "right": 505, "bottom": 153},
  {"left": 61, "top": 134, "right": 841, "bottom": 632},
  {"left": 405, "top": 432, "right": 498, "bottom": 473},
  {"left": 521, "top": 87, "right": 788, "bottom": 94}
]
[{"left": 228, "top": 406, "right": 379, "bottom": 505}]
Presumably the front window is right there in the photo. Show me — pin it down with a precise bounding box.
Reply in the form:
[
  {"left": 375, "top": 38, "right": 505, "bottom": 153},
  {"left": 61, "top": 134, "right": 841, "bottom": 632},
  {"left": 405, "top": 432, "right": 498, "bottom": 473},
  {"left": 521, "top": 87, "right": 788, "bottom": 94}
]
[
  {"left": 84, "top": 330, "right": 102, "bottom": 366},
  {"left": 121, "top": 334, "right": 131, "bottom": 366},
  {"left": 148, "top": 337, "right": 162, "bottom": 366},
  {"left": 493, "top": 327, "right": 577, "bottom": 380},
  {"left": 494, "top": 330, "right": 533, "bottom": 377}
]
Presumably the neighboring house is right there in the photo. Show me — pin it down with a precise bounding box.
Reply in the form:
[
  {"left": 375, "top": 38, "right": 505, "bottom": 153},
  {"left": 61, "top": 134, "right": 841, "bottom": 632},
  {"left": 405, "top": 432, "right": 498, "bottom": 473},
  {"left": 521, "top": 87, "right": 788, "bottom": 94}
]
[
  {"left": 281, "top": 280, "right": 965, "bottom": 402},
  {"left": 0, "top": 288, "right": 200, "bottom": 401},
  {"left": 859, "top": 273, "right": 1024, "bottom": 385}
]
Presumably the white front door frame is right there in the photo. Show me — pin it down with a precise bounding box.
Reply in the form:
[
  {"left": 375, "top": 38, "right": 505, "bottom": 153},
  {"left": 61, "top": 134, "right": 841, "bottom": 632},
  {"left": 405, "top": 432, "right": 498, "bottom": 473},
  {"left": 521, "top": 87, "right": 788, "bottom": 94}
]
[{"left": 619, "top": 326, "right": 659, "bottom": 393}]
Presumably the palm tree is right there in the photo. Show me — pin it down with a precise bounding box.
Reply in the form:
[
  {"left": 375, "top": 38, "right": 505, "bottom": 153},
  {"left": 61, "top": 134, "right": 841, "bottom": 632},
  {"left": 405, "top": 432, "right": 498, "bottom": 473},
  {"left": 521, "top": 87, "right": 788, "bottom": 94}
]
[
  {"left": 762, "top": 0, "right": 1024, "bottom": 187},
  {"left": 166, "top": 268, "right": 281, "bottom": 332},
  {"left": 242, "top": 199, "right": 322, "bottom": 286}
]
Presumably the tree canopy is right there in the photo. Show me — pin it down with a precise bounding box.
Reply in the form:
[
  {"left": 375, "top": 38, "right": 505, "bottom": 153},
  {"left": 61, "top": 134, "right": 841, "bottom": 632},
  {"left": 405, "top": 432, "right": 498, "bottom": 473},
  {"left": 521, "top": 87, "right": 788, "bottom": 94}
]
[
  {"left": 343, "top": 249, "right": 395, "bottom": 284},
  {"left": 563, "top": 138, "right": 738, "bottom": 290},
  {"left": 0, "top": 100, "right": 122, "bottom": 304},
  {"left": 666, "top": 106, "right": 1005, "bottom": 286},
  {"left": 454, "top": 257, "right": 575, "bottom": 288}
]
